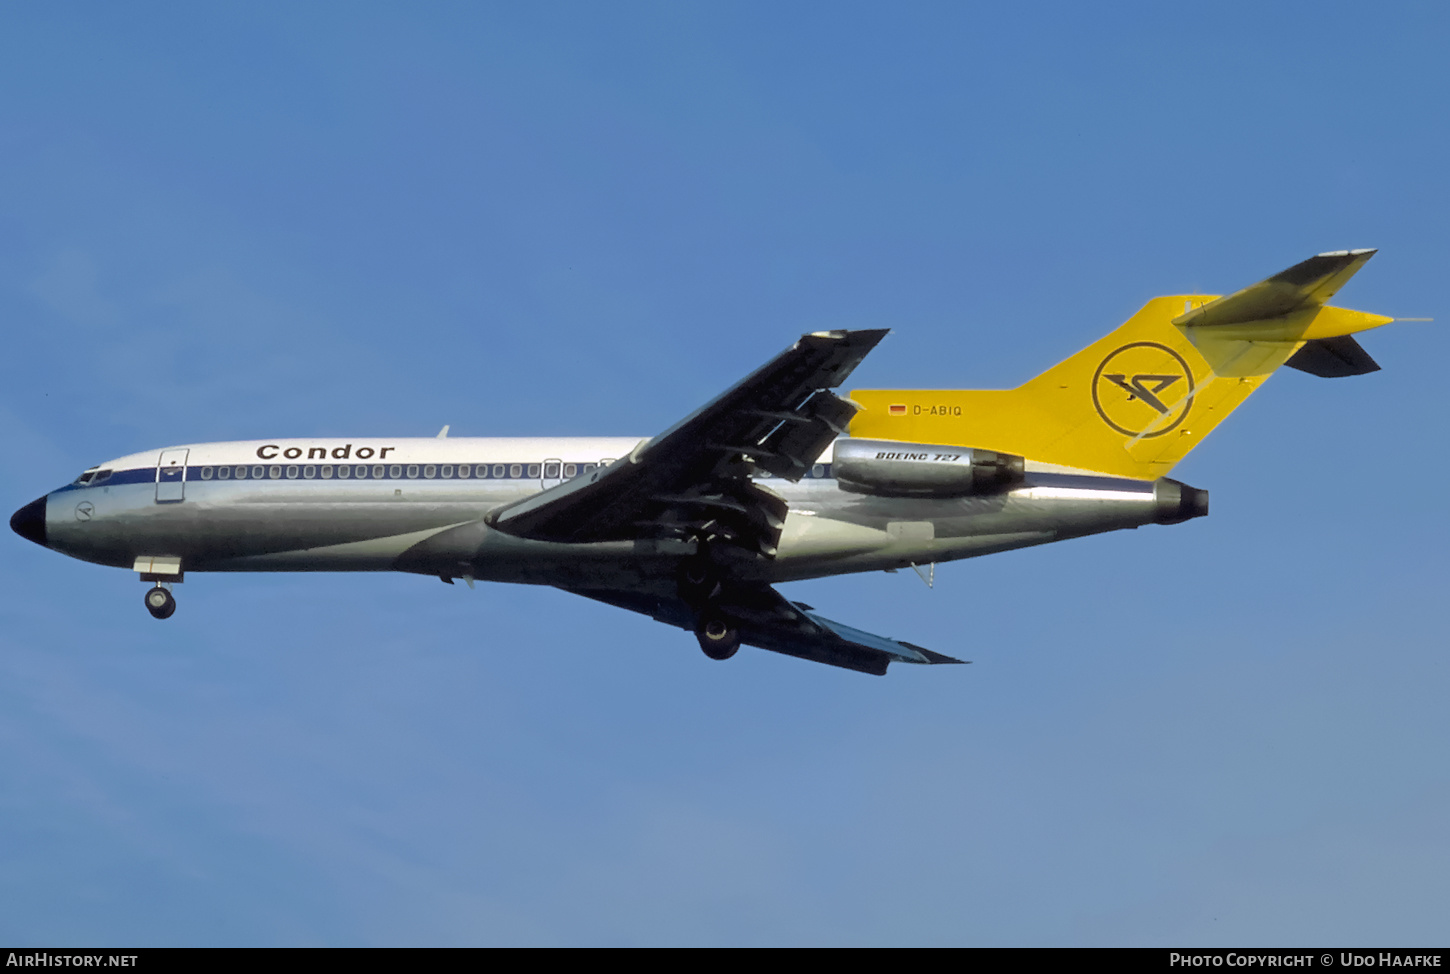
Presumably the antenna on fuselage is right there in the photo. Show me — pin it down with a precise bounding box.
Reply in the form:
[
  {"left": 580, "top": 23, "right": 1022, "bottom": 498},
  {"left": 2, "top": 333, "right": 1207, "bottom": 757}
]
[{"left": 436, "top": 425, "right": 450, "bottom": 438}]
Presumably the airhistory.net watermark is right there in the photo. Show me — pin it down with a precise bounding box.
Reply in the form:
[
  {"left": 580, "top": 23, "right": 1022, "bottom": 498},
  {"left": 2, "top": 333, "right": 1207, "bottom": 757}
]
[{"left": 5, "top": 955, "right": 137, "bottom": 968}]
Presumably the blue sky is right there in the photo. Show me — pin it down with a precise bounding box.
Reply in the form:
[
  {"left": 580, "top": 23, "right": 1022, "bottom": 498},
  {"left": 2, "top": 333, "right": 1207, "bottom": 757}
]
[{"left": 2, "top": 2, "right": 1447, "bottom": 946}]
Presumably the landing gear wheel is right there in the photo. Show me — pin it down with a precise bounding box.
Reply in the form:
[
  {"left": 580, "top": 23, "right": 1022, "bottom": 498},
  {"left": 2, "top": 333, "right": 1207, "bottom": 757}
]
[
  {"left": 144, "top": 586, "right": 176, "bottom": 620},
  {"left": 695, "top": 617, "right": 740, "bottom": 661}
]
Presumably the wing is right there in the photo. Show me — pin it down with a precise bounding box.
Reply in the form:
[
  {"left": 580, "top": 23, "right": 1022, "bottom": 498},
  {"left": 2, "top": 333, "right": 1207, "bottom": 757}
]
[
  {"left": 487, "top": 329, "right": 888, "bottom": 558},
  {"left": 568, "top": 583, "right": 966, "bottom": 676}
]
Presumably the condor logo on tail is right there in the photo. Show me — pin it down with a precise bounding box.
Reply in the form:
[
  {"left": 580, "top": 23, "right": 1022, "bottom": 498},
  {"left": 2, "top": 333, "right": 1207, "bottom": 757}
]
[{"left": 1091, "top": 342, "right": 1196, "bottom": 439}]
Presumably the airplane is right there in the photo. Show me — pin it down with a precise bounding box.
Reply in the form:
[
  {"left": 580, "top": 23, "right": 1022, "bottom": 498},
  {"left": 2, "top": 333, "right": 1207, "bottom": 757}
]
[{"left": 10, "top": 250, "right": 1397, "bottom": 675}]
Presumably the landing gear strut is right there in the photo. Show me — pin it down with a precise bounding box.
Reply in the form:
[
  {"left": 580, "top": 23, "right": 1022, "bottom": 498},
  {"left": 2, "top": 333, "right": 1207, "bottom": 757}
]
[
  {"left": 680, "top": 552, "right": 738, "bottom": 660},
  {"left": 677, "top": 555, "right": 721, "bottom": 605},
  {"left": 695, "top": 616, "right": 740, "bottom": 661},
  {"left": 144, "top": 585, "right": 176, "bottom": 620}
]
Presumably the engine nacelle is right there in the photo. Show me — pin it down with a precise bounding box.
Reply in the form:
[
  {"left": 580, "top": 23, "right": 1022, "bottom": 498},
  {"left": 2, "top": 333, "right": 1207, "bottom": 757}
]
[{"left": 833, "top": 439, "right": 1025, "bottom": 498}]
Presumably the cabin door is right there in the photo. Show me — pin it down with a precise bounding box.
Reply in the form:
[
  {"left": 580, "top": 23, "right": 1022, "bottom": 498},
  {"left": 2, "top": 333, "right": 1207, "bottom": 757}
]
[{"left": 156, "top": 449, "right": 189, "bottom": 503}]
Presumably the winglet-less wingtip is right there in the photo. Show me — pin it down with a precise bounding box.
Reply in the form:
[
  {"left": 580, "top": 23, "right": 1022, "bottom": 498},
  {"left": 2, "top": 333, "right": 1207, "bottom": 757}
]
[{"left": 898, "top": 642, "right": 970, "bottom": 665}]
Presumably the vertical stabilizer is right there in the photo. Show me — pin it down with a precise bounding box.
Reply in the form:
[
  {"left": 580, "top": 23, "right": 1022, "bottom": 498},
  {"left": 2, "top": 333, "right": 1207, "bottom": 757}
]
[{"left": 850, "top": 251, "right": 1392, "bottom": 479}]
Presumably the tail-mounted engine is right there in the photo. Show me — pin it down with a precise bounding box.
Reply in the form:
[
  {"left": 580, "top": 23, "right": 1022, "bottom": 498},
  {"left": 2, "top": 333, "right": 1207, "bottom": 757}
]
[
  {"left": 833, "top": 438, "right": 1025, "bottom": 498},
  {"left": 1152, "top": 478, "right": 1209, "bottom": 524}
]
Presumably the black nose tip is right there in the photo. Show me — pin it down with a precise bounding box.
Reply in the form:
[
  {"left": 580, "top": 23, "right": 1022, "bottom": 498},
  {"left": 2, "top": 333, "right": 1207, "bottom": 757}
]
[{"left": 10, "top": 496, "right": 47, "bottom": 547}]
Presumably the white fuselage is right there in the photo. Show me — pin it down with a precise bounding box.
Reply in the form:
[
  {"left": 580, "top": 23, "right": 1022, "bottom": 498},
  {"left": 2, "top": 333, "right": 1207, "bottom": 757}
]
[{"left": 30, "top": 436, "right": 1191, "bottom": 596}]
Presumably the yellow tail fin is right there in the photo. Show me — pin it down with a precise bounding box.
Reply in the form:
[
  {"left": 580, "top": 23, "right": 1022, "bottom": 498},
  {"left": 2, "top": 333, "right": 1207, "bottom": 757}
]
[{"left": 850, "top": 251, "right": 1394, "bottom": 479}]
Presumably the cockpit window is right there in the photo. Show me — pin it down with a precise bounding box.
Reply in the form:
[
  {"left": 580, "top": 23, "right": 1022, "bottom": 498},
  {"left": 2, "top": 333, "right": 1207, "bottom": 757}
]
[
  {"left": 92, "top": 470, "right": 111, "bottom": 484},
  {"left": 72, "top": 469, "right": 112, "bottom": 486},
  {"left": 73, "top": 471, "right": 95, "bottom": 485}
]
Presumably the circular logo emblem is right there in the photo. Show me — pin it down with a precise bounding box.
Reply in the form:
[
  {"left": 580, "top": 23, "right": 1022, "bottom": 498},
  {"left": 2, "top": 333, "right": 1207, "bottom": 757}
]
[
  {"left": 74, "top": 501, "right": 94, "bottom": 522},
  {"left": 1091, "top": 342, "right": 1195, "bottom": 438}
]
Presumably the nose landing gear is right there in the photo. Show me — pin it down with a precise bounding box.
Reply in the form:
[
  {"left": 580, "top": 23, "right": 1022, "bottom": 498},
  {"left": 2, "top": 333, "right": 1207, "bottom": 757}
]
[
  {"left": 136, "top": 558, "right": 182, "bottom": 620},
  {"left": 144, "top": 585, "right": 176, "bottom": 620}
]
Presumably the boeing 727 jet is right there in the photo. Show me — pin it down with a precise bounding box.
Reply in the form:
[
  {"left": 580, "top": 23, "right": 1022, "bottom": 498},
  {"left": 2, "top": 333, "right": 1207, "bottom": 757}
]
[{"left": 11, "top": 251, "right": 1396, "bottom": 674}]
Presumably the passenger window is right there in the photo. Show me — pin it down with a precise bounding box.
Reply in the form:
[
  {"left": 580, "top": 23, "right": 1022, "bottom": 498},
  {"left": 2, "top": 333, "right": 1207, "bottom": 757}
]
[
  {"left": 564, "top": 463, "right": 577, "bottom": 478},
  {"left": 373, "top": 465, "right": 384, "bottom": 478},
  {"left": 812, "top": 464, "right": 824, "bottom": 478},
  {"left": 321, "top": 465, "right": 333, "bottom": 479},
  {"left": 543, "top": 463, "right": 560, "bottom": 478},
  {"left": 269, "top": 466, "right": 281, "bottom": 479},
  {"left": 200, "top": 467, "right": 214, "bottom": 480},
  {"left": 390, "top": 465, "right": 402, "bottom": 478},
  {"left": 495, "top": 465, "right": 507, "bottom": 478},
  {"left": 303, "top": 465, "right": 316, "bottom": 479},
  {"left": 253, "top": 466, "right": 265, "bottom": 479},
  {"left": 337, "top": 465, "right": 350, "bottom": 479},
  {"left": 527, "top": 464, "right": 541, "bottom": 478},
  {"left": 286, "top": 465, "right": 299, "bottom": 478},
  {"left": 235, "top": 467, "right": 248, "bottom": 480},
  {"left": 423, "top": 465, "right": 436, "bottom": 479},
  {"left": 441, "top": 465, "right": 453, "bottom": 479},
  {"left": 456, "top": 465, "right": 469, "bottom": 478},
  {"left": 218, "top": 466, "right": 231, "bottom": 480},
  {"left": 509, "top": 464, "right": 521, "bottom": 478}
]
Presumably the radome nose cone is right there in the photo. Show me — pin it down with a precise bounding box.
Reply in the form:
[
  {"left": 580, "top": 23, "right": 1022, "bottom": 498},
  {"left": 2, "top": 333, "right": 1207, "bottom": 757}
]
[{"left": 10, "top": 496, "right": 47, "bottom": 547}]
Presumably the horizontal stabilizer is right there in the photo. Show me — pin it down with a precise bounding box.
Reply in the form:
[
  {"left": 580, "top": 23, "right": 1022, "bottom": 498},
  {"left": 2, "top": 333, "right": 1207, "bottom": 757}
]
[
  {"left": 1174, "top": 249, "right": 1376, "bottom": 328},
  {"left": 1285, "top": 335, "right": 1382, "bottom": 378}
]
